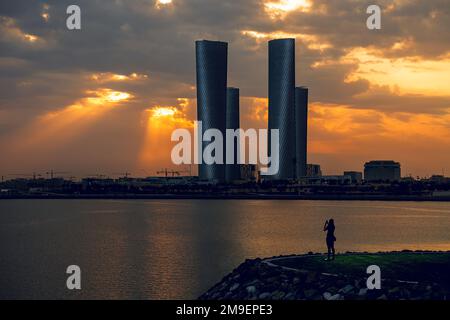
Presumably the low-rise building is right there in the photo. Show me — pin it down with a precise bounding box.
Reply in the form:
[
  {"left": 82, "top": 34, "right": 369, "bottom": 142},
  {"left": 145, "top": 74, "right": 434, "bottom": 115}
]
[
  {"left": 344, "top": 171, "right": 363, "bottom": 184},
  {"left": 306, "top": 164, "right": 322, "bottom": 178},
  {"left": 364, "top": 160, "right": 401, "bottom": 182}
]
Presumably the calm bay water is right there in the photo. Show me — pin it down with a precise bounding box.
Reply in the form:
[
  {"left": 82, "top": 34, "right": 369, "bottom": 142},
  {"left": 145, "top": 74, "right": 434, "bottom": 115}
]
[{"left": 1, "top": 199, "right": 450, "bottom": 299}]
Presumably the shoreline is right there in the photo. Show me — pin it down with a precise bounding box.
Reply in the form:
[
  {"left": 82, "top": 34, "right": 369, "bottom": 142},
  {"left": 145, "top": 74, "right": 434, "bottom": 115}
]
[
  {"left": 1, "top": 194, "right": 450, "bottom": 201},
  {"left": 200, "top": 251, "right": 450, "bottom": 300}
]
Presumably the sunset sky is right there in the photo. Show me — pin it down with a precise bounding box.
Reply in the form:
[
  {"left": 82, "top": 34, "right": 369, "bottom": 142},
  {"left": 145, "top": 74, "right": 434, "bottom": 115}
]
[{"left": 1, "top": 0, "right": 449, "bottom": 179}]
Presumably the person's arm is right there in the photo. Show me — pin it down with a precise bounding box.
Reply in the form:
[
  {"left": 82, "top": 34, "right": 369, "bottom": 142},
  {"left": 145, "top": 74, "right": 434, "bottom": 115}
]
[{"left": 323, "top": 220, "right": 328, "bottom": 231}]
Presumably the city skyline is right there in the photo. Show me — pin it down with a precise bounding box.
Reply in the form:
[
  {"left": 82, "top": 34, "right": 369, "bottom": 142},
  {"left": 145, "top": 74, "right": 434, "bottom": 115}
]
[{"left": 1, "top": 0, "right": 450, "bottom": 178}]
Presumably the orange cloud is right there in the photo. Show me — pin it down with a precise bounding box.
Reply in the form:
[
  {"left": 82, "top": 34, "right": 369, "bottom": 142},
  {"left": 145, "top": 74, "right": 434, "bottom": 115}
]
[
  {"left": 308, "top": 103, "right": 450, "bottom": 176},
  {"left": 0, "top": 16, "right": 45, "bottom": 46},
  {"left": 241, "top": 99, "right": 450, "bottom": 176},
  {"left": 342, "top": 48, "right": 450, "bottom": 96}
]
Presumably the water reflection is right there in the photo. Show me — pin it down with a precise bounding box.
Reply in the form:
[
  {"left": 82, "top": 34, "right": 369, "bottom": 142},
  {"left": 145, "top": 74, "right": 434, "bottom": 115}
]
[{"left": 1, "top": 199, "right": 450, "bottom": 299}]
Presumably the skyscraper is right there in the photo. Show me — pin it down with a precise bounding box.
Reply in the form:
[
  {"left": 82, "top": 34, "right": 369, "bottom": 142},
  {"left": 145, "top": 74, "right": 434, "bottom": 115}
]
[
  {"left": 268, "top": 38, "right": 296, "bottom": 180},
  {"left": 225, "top": 87, "right": 241, "bottom": 183},
  {"left": 295, "top": 87, "right": 308, "bottom": 179},
  {"left": 196, "top": 40, "right": 228, "bottom": 182}
]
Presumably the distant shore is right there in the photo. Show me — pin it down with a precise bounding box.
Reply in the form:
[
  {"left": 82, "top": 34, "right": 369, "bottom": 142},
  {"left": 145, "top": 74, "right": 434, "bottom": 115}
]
[{"left": 1, "top": 193, "right": 450, "bottom": 201}]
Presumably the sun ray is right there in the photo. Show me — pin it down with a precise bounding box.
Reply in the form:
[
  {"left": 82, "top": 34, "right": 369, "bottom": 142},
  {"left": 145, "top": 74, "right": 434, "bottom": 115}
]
[{"left": 3, "top": 89, "right": 133, "bottom": 153}]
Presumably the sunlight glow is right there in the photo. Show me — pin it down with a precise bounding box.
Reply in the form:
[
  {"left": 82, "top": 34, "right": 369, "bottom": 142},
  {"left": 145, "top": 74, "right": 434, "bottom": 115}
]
[
  {"left": 91, "top": 72, "right": 148, "bottom": 83},
  {"left": 23, "top": 34, "right": 38, "bottom": 42},
  {"left": 85, "top": 89, "right": 132, "bottom": 104},
  {"left": 41, "top": 13, "right": 49, "bottom": 22},
  {"left": 138, "top": 102, "right": 193, "bottom": 168},
  {"left": 156, "top": 0, "right": 173, "bottom": 9},
  {"left": 151, "top": 106, "right": 177, "bottom": 118},
  {"left": 241, "top": 30, "right": 331, "bottom": 51},
  {"left": 264, "top": 0, "right": 311, "bottom": 19}
]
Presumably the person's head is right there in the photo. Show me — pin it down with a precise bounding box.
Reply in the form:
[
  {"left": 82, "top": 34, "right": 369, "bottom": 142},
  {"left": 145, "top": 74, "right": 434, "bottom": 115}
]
[{"left": 329, "top": 219, "right": 335, "bottom": 226}]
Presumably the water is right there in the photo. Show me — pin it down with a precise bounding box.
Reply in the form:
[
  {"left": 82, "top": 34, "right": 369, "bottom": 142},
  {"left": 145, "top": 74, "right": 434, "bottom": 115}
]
[{"left": 1, "top": 199, "right": 450, "bottom": 299}]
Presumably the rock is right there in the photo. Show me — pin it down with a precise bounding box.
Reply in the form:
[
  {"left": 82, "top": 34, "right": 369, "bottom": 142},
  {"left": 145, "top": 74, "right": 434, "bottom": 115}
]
[
  {"left": 328, "top": 294, "right": 342, "bottom": 301},
  {"left": 285, "top": 292, "right": 296, "bottom": 300},
  {"left": 245, "top": 279, "right": 262, "bottom": 287},
  {"left": 246, "top": 286, "right": 256, "bottom": 295},
  {"left": 323, "top": 292, "right": 332, "bottom": 300},
  {"left": 326, "top": 286, "right": 338, "bottom": 294},
  {"left": 211, "top": 292, "right": 221, "bottom": 300},
  {"left": 230, "top": 283, "right": 240, "bottom": 292},
  {"left": 336, "top": 279, "right": 346, "bottom": 287},
  {"left": 340, "top": 285, "right": 354, "bottom": 294},
  {"left": 305, "top": 272, "right": 317, "bottom": 284},
  {"left": 259, "top": 292, "right": 271, "bottom": 300},
  {"left": 271, "top": 291, "right": 286, "bottom": 300},
  {"left": 388, "top": 287, "right": 401, "bottom": 298},
  {"left": 304, "top": 289, "right": 318, "bottom": 299},
  {"left": 358, "top": 288, "right": 368, "bottom": 296}
]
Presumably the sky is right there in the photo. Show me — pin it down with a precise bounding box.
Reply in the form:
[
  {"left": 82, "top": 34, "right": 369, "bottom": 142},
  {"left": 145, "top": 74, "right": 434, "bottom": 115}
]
[{"left": 0, "top": 0, "right": 449, "bottom": 179}]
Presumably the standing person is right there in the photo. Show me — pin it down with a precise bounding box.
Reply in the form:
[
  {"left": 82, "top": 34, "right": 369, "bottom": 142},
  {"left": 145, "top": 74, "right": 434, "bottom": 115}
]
[{"left": 323, "top": 219, "right": 336, "bottom": 261}]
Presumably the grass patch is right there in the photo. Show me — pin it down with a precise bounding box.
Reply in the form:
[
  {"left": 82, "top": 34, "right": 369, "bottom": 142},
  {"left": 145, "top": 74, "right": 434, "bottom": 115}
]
[{"left": 274, "top": 252, "right": 450, "bottom": 287}]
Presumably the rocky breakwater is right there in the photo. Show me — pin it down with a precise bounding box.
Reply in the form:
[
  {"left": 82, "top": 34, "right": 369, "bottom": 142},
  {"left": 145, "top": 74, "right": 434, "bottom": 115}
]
[{"left": 199, "top": 254, "right": 449, "bottom": 300}]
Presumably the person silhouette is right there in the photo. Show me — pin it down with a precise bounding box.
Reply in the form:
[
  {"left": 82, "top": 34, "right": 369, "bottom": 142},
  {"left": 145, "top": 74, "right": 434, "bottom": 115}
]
[{"left": 323, "top": 219, "right": 336, "bottom": 261}]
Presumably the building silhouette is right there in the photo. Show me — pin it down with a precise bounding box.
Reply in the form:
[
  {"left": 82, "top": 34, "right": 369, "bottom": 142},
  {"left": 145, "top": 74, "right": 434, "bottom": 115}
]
[
  {"left": 268, "top": 38, "right": 296, "bottom": 180},
  {"left": 344, "top": 171, "right": 363, "bottom": 184},
  {"left": 225, "top": 87, "right": 241, "bottom": 183},
  {"left": 295, "top": 87, "right": 308, "bottom": 179},
  {"left": 195, "top": 38, "right": 309, "bottom": 183},
  {"left": 364, "top": 160, "right": 401, "bottom": 182},
  {"left": 196, "top": 40, "right": 228, "bottom": 183},
  {"left": 307, "top": 164, "right": 322, "bottom": 177}
]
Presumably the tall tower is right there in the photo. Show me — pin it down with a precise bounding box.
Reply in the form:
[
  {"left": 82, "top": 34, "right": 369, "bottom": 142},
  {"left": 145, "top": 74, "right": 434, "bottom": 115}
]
[
  {"left": 295, "top": 87, "right": 308, "bottom": 179},
  {"left": 225, "top": 87, "right": 241, "bottom": 183},
  {"left": 268, "top": 38, "right": 296, "bottom": 180},
  {"left": 196, "top": 40, "right": 228, "bottom": 182}
]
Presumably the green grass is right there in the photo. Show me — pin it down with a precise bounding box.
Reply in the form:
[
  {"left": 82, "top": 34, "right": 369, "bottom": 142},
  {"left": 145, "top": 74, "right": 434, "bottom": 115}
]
[{"left": 274, "top": 252, "right": 450, "bottom": 286}]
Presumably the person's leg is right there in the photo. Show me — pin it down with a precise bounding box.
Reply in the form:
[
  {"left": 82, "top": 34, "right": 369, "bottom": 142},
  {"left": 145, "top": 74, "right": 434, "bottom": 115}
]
[
  {"left": 326, "top": 240, "right": 331, "bottom": 260},
  {"left": 331, "top": 243, "right": 335, "bottom": 260}
]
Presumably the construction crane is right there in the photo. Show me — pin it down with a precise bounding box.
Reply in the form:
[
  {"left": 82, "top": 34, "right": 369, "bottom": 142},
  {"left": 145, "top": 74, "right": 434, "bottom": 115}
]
[
  {"left": 46, "top": 170, "right": 70, "bottom": 179},
  {"left": 7, "top": 173, "right": 42, "bottom": 180},
  {"left": 112, "top": 172, "right": 131, "bottom": 178},
  {"left": 157, "top": 169, "right": 178, "bottom": 178},
  {"left": 156, "top": 168, "right": 190, "bottom": 178}
]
